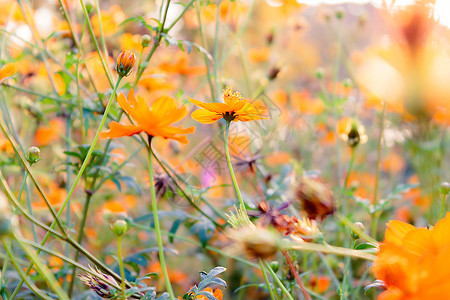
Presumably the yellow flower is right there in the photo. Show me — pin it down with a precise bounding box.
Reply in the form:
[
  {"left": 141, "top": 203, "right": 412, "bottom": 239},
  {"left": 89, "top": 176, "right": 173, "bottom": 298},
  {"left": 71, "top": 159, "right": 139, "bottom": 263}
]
[
  {"left": 0, "top": 63, "right": 16, "bottom": 84},
  {"left": 189, "top": 87, "right": 267, "bottom": 124}
]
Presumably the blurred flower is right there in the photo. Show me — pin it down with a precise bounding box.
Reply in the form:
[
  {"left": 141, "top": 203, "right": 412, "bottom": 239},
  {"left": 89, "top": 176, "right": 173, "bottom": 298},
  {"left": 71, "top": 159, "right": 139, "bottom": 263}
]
[
  {"left": 356, "top": 1, "right": 450, "bottom": 124},
  {"left": 90, "top": 5, "right": 126, "bottom": 36},
  {"left": 100, "top": 90, "right": 195, "bottom": 143},
  {"left": 309, "top": 275, "right": 330, "bottom": 294},
  {"left": 119, "top": 33, "right": 142, "bottom": 52},
  {"left": 291, "top": 91, "right": 325, "bottom": 115},
  {"left": 228, "top": 225, "right": 281, "bottom": 260},
  {"left": 247, "top": 47, "right": 270, "bottom": 63},
  {"left": 337, "top": 117, "right": 368, "bottom": 148},
  {"left": 0, "top": 63, "right": 16, "bottom": 83},
  {"left": 373, "top": 213, "right": 450, "bottom": 299},
  {"left": 190, "top": 87, "right": 267, "bottom": 124},
  {"left": 158, "top": 52, "right": 206, "bottom": 76},
  {"left": 34, "top": 118, "right": 64, "bottom": 146},
  {"left": 78, "top": 265, "right": 119, "bottom": 298},
  {"left": 293, "top": 176, "right": 335, "bottom": 220}
]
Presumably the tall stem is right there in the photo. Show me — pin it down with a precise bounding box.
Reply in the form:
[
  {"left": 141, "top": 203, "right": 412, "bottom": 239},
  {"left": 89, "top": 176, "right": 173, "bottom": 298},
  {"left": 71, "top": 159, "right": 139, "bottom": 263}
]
[
  {"left": 147, "top": 137, "right": 175, "bottom": 300},
  {"left": 282, "top": 250, "right": 310, "bottom": 300},
  {"left": 118, "top": 236, "right": 126, "bottom": 299},
  {"left": 439, "top": 193, "right": 448, "bottom": 220},
  {"left": 259, "top": 258, "right": 276, "bottom": 300},
  {"left": 224, "top": 122, "right": 246, "bottom": 211},
  {"left": 9, "top": 77, "right": 123, "bottom": 299},
  {"left": 264, "top": 260, "right": 294, "bottom": 300},
  {"left": 67, "top": 193, "right": 92, "bottom": 296},
  {"left": 371, "top": 103, "right": 386, "bottom": 239}
]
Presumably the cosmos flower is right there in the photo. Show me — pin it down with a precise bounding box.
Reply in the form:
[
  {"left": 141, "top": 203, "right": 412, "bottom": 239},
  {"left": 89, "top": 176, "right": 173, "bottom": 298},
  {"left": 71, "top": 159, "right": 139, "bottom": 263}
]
[
  {"left": 0, "top": 63, "right": 16, "bottom": 84},
  {"left": 100, "top": 90, "right": 195, "bottom": 143},
  {"left": 373, "top": 213, "right": 450, "bottom": 299},
  {"left": 189, "top": 87, "right": 267, "bottom": 124}
]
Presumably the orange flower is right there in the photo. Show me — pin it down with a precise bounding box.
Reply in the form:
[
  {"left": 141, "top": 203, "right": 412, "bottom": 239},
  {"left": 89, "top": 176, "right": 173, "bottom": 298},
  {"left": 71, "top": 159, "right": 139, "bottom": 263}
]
[
  {"left": 177, "top": 287, "right": 223, "bottom": 300},
  {"left": 158, "top": 52, "right": 206, "bottom": 76},
  {"left": 100, "top": 90, "right": 195, "bottom": 143},
  {"left": 0, "top": 63, "right": 16, "bottom": 83},
  {"left": 189, "top": 87, "right": 267, "bottom": 124},
  {"left": 373, "top": 213, "right": 450, "bottom": 299}
]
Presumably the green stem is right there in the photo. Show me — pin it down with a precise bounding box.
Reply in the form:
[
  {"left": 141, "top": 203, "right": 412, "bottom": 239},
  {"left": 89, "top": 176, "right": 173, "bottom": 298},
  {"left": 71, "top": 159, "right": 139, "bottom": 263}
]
[
  {"left": 2, "top": 237, "right": 52, "bottom": 300},
  {"left": 8, "top": 77, "right": 123, "bottom": 298},
  {"left": 17, "top": 171, "right": 37, "bottom": 241},
  {"left": 439, "top": 193, "right": 447, "bottom": 220},
  {"left": 264, "top": 260, "right": 294, "bottom": 300},
  {"left": 118, "top": 236, "right": 126, "bottom": 299},
  {"left": 371, "top": 102, "right": 386, "bottom": 239},
  {"left": 14, "top": 236, "right": 69, "bottom": 300},
  {"left": 67, "top": 193, "right": 92, "bottom": 297},
  {"left": 340, "top": 239, "right": 356, "bottom": 299},
  {"left": 259, "top": 258, "right": 276, "bottom": 300},
  {"left": 224, "top": 122, "right": 246, "bottom": 211},
  {"left": 147, "top": 138, "right": 175, "bottom": 300},
  {"left": 341, "top": 148, "right": 356, "bottom": 214}
]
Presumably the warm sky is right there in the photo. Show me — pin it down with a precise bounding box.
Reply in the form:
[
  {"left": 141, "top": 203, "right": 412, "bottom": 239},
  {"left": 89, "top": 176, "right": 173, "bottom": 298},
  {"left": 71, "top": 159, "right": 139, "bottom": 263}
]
[{"left": 300, "top": 0, "right": 450, "bottom": 27}]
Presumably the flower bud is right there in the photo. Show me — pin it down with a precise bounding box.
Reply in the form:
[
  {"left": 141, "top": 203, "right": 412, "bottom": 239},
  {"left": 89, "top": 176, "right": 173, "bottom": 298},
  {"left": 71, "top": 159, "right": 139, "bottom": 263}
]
[
  {"left": 141, "top": 34, "right": 152, "bottom": 48},
  {"left": 441, "top": 182, "right": 450, "bottom": 195},
  {"left": 335, "top": 9, "right": 345, "bottom": 20},
  {"left": 267, "top": 66, "right": 281, "bottom": 81},
  {"left": 116, "top": 50, "right": 136, "bottom": 77},
  {"left": 315, "top": 67, "right": 324, "bottom": 79},
  {"left": 269, "top": 261, "right": 279, "bottom": 273},
  {"left": 351, "top": 222, "right": 365, "bottom": 240},
  {"left": 26, "top": 146, "right": 40, "bottom": 165},
  {"left": 110, "top": 220, "right": 129, "bottom": 236}
]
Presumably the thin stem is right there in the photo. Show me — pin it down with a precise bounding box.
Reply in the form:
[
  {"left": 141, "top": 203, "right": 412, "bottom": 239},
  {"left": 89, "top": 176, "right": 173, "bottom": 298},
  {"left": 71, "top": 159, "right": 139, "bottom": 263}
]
[
  {"left": 67, "top": 193, "right": 92, "bottom": 297},
  {"left": 195, "top": 0, "right": 215, "bottom": 100},
  {"left": 340, "top": 239, "right": 357, "bottom": 300},
  {"left": 9, "top": 77, "right": 123, "bottom": 298},
  {"left": 18, "top": 170, "right": 37, "bottom": 241},
  {"left": 2, "top": 237, "right": 52, "bottom": 300},
  {"left": 264, "top": 260, "right": 294, "bottom": 300},
  {"left": 147, "top": 138, "right": 175, "bottom": 300},
  {"left": 439, "top": 193, "right": 447, "bottom": 220},
  {"left": 371, "top": 102, "right": 386, "bottom": 239},
  {"left": 118, "top": 236, "right": 126, "bottom": 299},
  {"left": 282, "top": 250, "right": 310, "bottom": 300},
  {"left": 259, "top": 258, "right": 276, "bottom": 300},
  {"left": 224, "top": 122, "right": 246, "bottom": 211},
  {"left": 14, "top": 236, "right": 69, "bottom": 300}
]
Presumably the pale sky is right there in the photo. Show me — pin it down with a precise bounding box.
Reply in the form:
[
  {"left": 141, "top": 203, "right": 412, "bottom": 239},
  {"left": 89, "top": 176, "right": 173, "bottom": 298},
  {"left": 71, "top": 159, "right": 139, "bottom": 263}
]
[{"left": 300, "top": 0, "right": 450, "bottom": 28}]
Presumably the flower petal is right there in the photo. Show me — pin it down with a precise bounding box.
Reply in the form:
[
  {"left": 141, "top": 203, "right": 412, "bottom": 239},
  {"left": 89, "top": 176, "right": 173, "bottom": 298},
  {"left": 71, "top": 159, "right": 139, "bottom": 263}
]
[
  {"left": 189, "top": 97, "right": 230, "bottom": 113},
  {"left": 100, "top": 122, "right": 143, "bottom": 139},
  {"left": 191, "top": 109, "right": 223, "bottom": 124}
]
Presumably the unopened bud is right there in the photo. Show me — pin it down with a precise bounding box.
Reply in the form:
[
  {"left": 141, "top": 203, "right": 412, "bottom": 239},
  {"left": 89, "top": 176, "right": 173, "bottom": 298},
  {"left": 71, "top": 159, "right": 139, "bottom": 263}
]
[
  {"left": 351, "top": 222, "right": 365, "bottom": 240},
  {"left": 26, "top": 146, "right": 40, "bottom": 165},
  {"left": 116, "top": 50, "right": 136, "bottom": 77},
  {"left": 441, "top": 182, "right": 450, "bottom": 195},
  {"left": 141, "top": 35, "right": 152, "bottom": 48},
  {"left": 342, "top": 78, "right": 352, "bottom": 88},
  {"left": 110, "top": 220, "right": 129, "bottom": 236},
  {"left": 335, "top": 9, "right": 345, "bottom": 20},
  {"left": 269, "top": 261, "right": 279, "bottom": 273},
  {"left": 268, "top": 67, "right": 281, "bottom": 81},
  {"left": 315, "top": 67, "right": 324, "bottom": 79},
  {"left": 85, "top": 1, "right": 95, "bottom": 13}
]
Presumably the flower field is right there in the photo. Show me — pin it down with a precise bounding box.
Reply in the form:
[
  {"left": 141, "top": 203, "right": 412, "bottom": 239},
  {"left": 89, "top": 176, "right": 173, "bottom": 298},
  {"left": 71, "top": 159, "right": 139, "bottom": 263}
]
[{"left": 0, "top": 0, "right": 448, "bottom": 299}]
